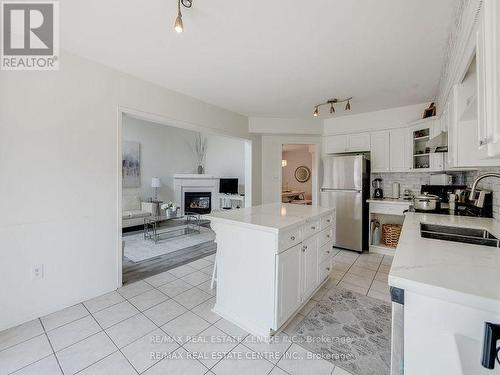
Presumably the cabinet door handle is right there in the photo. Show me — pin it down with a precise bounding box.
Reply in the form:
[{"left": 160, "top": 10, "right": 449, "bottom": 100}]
[
  {"left": 326, "top": 267, "right": 330, "bottom": 271},
  {"left": 326, "top": 219, "right": 331, "bottom": 223},
  {"left": 326, "top": 250, "right": 330, "bottom": 254},
  {"left": 326, "top": 234, "right": 330, "bottom": 238},
  {"left": 311, "top": 226, "right": 316, "bottom": 230},
  {"left": 479, "top": 138, "right": 487, "bottom": 146},
  {"left": 302, "top": 245, "right": 307, "bottom": 252},
  {"left": 290, "top": 236, "right": 295, "bottom": 241}
]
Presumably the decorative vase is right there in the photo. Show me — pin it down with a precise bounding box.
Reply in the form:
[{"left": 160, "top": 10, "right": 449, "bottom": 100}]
[
  {"left": 197, "top": 165, "right": 204, "bottom": 174},
  {"left": 166, "top": 207, "right": 177, "bottom": 218}
]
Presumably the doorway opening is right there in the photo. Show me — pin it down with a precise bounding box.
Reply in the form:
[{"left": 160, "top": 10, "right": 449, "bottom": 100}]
[
  {"left": 281, "top": 144, "right": 316, "bottom": 205},
  {"left": 117, "top": 109, "right": 252, "bottom": 286}
]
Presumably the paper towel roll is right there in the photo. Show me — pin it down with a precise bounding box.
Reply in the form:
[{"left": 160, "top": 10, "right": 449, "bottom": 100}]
[{"left": 392, "top": 182, "right": 400, "bottom": 199}]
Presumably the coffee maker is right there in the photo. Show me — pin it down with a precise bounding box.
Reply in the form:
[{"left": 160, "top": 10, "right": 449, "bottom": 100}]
[{"left": 372, "top": 178, "right": 383, "bottom": 199}]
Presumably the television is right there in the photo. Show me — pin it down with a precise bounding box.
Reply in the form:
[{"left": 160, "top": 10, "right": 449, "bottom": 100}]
[{"left": 219, "top": 178, "right": 238, "bottom": 195}]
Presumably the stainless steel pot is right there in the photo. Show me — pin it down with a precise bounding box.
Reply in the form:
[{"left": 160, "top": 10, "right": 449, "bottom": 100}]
[{"left": 414, "top": 193, "right": 440, "bottom": 211}]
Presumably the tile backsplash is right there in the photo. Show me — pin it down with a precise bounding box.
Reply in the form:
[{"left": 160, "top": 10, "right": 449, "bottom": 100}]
[
  {"left": 370, "top": 172, "right": 466, "bottom": 197},
  {"left": 371, "top": 168, "right": 500, "bottom": 220}
]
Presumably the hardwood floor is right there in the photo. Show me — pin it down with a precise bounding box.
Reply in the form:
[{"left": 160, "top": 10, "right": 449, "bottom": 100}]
[{"left": 122, "top": 220, "right": 216, "bottom": 285}]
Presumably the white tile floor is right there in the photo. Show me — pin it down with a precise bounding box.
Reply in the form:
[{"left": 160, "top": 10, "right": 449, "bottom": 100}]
[{"left": 0, "top": 250, "right": 392, "bottom": 375}]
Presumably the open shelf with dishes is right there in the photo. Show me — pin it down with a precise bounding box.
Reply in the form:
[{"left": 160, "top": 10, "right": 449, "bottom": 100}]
[{"left": 412, "top": 127, "right": 431, "bottom": 169}]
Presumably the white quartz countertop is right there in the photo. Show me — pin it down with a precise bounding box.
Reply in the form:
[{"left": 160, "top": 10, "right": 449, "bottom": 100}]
[
  {"left": 367, "top": 198, "right": 412, "bottom": 205},
  {"left": 389, "top": 213, "right": 500, "bottom": 312},
  {"left": 205, "top": 203, "right": 334, "bottom": 233}
]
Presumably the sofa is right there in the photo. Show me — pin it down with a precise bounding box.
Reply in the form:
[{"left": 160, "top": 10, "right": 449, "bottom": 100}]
[{"left": 122, "top": 194, "right": 155, "bottom": 228}]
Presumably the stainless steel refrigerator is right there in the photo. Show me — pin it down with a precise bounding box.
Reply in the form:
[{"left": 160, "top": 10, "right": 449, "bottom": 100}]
[{"left": 320, "top": 154, "right": 370, "bottom": 253}]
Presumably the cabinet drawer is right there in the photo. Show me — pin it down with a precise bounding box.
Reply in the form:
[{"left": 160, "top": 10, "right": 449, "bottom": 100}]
[
  {"left": 320, "top": 214, "right": 334, "bottom": 230},
  {"left": 319, "top": 257, "right": 332, "bottom": 282},
  {"left": 319, "top": 228, "right": 333, "bottom": 247},
  {"left": 302, "top": 219, "right": 320, "bottom": 239},
  {"left": 279, "top": 226, "right": 303, "bottom": 252},
  {"left": 319, "top": 240, "right": 334, "bottom": 263}
]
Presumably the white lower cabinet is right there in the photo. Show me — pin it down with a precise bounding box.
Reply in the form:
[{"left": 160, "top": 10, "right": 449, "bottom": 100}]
[
  {"left": 300, "top": 236, "right": 319, "bottom": 300},
  {"left": 276, "top": 217, "right": 334, "bottom": 329},
  {"left": 276, "top": 244, "right": 302, "bottom": 327}
]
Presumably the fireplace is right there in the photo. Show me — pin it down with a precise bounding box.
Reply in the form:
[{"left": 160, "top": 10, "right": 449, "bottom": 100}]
[{"left": 184, "top": 192, "right": 212, "bottom": 214}]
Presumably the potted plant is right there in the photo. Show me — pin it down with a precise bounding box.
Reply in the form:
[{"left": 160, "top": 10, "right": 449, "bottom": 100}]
[{"left": 161, "top": 202, "right": 177, "bottom": 218}]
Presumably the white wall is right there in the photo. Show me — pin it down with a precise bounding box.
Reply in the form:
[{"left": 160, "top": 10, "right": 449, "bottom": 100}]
[
  {"left": 323, "top": 102, "right": 431, "bottom": 135},
  {"left": 122, "top": 117, "right": 246, "bottom": 203},
  {"left": 249, "top": 117, "right": 322, "bottom": 135},
  {"left": 205, "top": 135, "right": 246, "bottom": 192},
  {"left": 0, "top": 50, "right": 259, "bottom": 331},
  {"left": 262, "top": 135, "right": 321, "bottom": 205},
  {"left": 282, "top": 149, "right": 313, "bottom": 199}
]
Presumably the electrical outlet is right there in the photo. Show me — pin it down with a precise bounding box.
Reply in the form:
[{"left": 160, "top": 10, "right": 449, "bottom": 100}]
[{"left": 32, "top": 264, "right": 44, "bottom": 280}]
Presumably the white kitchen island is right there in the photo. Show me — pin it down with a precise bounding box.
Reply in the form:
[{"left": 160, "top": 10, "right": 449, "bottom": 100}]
[{"left": 206, "top": 203, "right": 335, "bottom": 337}]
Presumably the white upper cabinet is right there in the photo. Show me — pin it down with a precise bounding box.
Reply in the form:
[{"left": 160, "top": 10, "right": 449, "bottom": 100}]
[
  {"left": 370, "top": 131, "right": 390, "bottom": 173},
  {"left": 390, "top": 128, "right": 411, "bottom": 172},
  {"left": 477, "top": 0, "right": 500, "bottom": 157},
  {"left": 443, "top": 90, "right": 458, "bottom": 169},
  {"left": 323, "top": 135, "right": 348, "bottom": 154},
  {"left": 347, "top": 133, "right": 371, "bottom": 152},
  {"left": 323, "top": 133, "right": 370, "bottom": 154}
]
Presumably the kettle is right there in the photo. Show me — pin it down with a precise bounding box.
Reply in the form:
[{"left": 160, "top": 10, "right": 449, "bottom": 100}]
[{"left": 372, "top": 178, "right": 384, "bottom": 199}]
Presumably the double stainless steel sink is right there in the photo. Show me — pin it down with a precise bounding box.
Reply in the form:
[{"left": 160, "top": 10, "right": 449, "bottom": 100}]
[{"left": 420, "top": 223, "right": 500, "bottom": 248}]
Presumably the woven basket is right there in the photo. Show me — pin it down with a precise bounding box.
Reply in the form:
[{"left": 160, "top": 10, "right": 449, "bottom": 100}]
[{"left": 382, "top": 224, "right": 402, "bottom": 248}]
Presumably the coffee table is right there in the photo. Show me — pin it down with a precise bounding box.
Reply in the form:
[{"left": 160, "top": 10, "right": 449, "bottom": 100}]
[{"left": 144, "top": 212, "right": 201, "bottom": 244}]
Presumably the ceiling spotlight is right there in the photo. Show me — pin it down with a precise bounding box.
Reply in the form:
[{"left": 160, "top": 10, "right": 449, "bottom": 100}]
[
  {"left": 174, "top": 13, "right": 183, "bottom": 33},
  {"left": 312, "top": 97, "right": 352, "bottom": 117},
  {"left": 345, "top": 100, "right": 351, "bottom": 111},
  {"left": 174, "top": 0, "right": 192, "bottom": 33}
]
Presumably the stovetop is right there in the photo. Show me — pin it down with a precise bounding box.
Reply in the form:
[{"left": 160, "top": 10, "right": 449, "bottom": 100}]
[{"left": 414, "top": 206, "right": 491, "bottom": 218}]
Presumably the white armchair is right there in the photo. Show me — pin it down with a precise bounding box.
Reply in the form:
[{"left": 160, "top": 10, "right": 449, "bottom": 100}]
[{"left": 122, "top": 194, "right": 154, "bottom": 228}]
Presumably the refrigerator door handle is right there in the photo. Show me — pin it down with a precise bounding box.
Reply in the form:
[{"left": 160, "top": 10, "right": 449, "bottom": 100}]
[{"left": 321, "top": 188, "right": 362, "bottom": 193}]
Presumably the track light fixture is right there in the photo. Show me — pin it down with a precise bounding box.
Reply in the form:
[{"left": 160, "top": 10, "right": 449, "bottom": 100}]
[
  {"left": 174, "top": 0, "right": 192, "bottom": 33},
  {"left": 313, "top": 97, "right": 353, "bottom": 117}
]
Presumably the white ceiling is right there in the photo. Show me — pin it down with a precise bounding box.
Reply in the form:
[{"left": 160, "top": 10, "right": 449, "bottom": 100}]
[{"left": 61, "top": 0, "right": 455, "bottom": 119}]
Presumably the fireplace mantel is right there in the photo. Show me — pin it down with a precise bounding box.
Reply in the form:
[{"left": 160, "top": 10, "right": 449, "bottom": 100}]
[
  {"left": 173, "top": 174, "right": 217, "bottom": 180},
  {"left": 173, "top": 174, "right": 219, "bottom": 215}
]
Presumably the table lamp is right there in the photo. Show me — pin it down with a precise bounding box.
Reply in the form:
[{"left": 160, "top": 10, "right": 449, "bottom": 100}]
[{"left": 151, "top": 177, "right": 161, "bottom": 201}]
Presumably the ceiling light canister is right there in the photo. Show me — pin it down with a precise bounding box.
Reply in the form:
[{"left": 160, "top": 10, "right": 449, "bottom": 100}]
[
  {"left": 313, "top": 107, "right": 319, "bottom": 117},
  {"left": 174, "top": 0, "right": 184, "bottom": 33},
  {"left": 345, "top": 100, "right": 351, "bottom": 111}
]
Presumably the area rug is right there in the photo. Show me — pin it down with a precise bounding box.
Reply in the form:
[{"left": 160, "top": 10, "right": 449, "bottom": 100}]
[
  {"left": 291, "top": 287, "right": 392, "bottom": 375},
  {"left": 123, "top": 226, "right": 215, "bottom": 263}
]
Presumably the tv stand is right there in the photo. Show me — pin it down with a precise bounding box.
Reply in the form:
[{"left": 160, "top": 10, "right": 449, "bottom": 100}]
[{"left": 218, "top": 193, "right": 245, "bottom": 210}]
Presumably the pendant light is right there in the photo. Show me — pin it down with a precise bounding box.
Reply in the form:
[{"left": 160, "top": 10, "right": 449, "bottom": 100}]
[
  {"left": 174, "top": 0, "right": 192, "bottom": 33},
  {"left": 345, "top": 99, "right": 351, "bottom": 111},
  {"left": 312, "top": 97, "right": 352, "bottom": 117}
]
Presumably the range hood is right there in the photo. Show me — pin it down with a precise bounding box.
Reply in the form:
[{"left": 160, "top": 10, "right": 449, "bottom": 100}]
[{"left": 426, "top": 131, "right": 448, "bottom": 153}]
